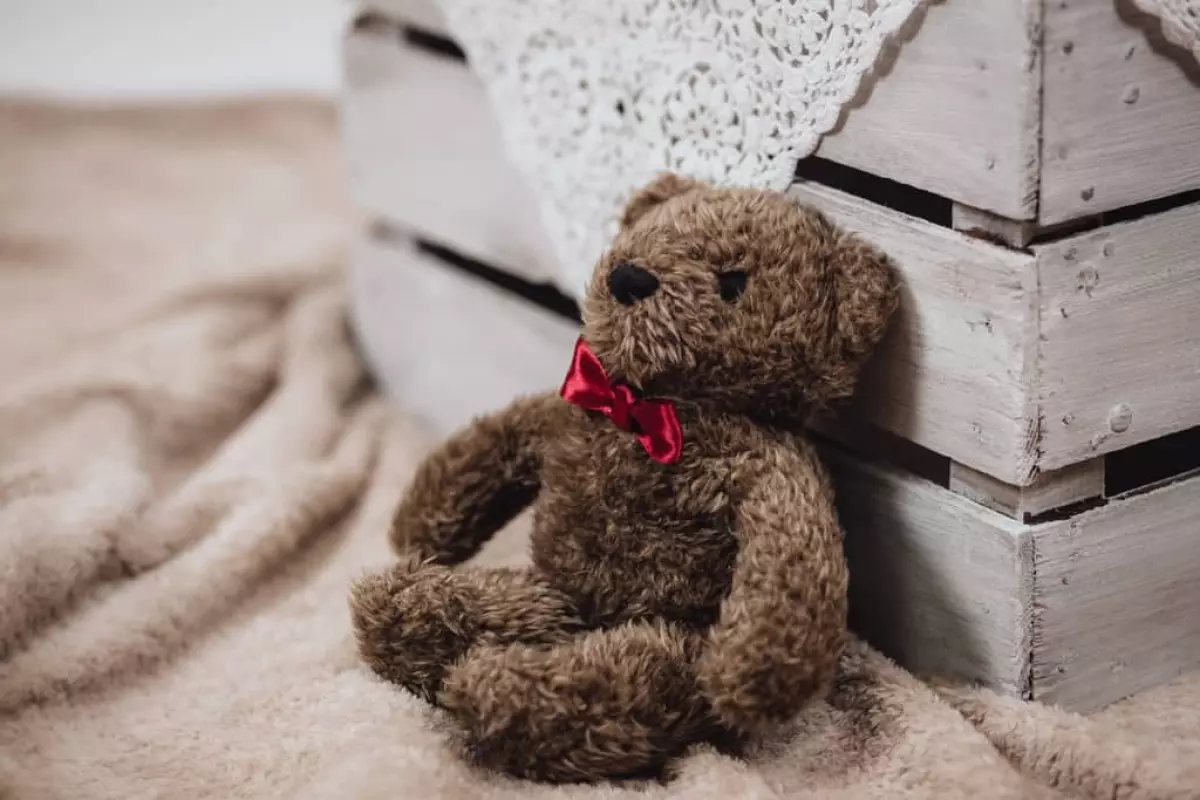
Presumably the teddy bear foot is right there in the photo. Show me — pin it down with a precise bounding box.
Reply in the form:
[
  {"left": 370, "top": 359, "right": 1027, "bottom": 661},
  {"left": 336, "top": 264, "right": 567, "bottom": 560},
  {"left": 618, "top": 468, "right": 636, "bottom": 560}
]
[
  {"left": 349, "top": 555, "right": 480, "bottom": 704},
  {"left": 439, "top": 620, "right": 713, "bottom": 783},
  {"left": 350, "top": 559, "right": 585, "bottom": 705}
]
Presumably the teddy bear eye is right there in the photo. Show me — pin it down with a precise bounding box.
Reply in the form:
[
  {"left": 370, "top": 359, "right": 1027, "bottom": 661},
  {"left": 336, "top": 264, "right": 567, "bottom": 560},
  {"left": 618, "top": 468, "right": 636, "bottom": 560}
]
[{"left": 717, "top": 270, "right": 748, "bottom": 303}]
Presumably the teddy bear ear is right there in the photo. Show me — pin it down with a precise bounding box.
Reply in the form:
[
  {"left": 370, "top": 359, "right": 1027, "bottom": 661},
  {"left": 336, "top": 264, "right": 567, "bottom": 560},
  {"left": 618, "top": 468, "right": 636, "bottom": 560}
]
[
  {"left": 619, "top": 173, "right": 705, "bottom": 229},
  {"left": 830, "top": 234, "right": 901, "bottom": 373}
]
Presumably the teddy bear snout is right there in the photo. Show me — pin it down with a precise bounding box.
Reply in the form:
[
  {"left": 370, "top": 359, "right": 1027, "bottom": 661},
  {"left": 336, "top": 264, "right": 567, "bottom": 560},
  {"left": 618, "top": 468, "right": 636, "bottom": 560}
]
[{"left": 608, "top": 262, "right": 660, "bottom": 305}]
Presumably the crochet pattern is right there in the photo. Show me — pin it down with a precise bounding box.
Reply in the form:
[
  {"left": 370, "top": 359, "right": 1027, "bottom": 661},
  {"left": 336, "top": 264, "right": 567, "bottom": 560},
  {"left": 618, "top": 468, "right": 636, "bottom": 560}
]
[{"left": 435, "top": 0, "right": 926, "bottom": 294}]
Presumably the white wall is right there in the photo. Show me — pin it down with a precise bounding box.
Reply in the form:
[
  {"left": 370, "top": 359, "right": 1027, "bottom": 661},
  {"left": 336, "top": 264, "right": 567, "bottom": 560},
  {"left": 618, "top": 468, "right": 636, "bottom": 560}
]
[{"left": 0, "top": 0, "right": 355, "bottom": 99}]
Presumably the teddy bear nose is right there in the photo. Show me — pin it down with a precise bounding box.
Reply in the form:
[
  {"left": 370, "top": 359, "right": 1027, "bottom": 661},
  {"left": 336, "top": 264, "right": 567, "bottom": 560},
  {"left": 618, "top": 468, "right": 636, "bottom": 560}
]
[{"left": 608, "top": 262, "right": 660, "bottom": 305}]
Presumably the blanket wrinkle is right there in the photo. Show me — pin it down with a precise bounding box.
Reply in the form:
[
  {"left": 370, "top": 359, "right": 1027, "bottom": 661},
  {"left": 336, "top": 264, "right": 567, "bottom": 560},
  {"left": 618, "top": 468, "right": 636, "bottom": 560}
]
[
  {"left": 0, "top": 399, "right": 153, "bottom": 661},
  {"left": 939, "top": 685, "right": 1200, "bottom": 800},
  {"left": 119, "top": 286, "right": 364, "bottom": 574},
  {"left": 0, "top": 98, "right": 1197, "bottom": 800}
]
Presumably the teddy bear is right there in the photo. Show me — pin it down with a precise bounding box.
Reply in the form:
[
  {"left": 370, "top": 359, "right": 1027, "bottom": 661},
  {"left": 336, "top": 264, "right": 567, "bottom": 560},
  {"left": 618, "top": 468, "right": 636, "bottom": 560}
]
[{"left": 349, "top": 173, "right": 899, "bottom": 783}]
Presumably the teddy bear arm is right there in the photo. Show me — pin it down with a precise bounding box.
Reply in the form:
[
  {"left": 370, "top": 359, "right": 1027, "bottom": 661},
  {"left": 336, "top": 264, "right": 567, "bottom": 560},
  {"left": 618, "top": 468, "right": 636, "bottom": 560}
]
[
  {"left": 389, "top": 392, "right": 567, "bottom": 563},
  {"left": 696, "top": 446, "right": 849, "bottom": 737}
]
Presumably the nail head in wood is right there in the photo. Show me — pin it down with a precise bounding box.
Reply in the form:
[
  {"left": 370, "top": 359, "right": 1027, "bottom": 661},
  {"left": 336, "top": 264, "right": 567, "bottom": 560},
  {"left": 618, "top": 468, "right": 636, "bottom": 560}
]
[{"left": 1108, "top": 404, "right": 1133, "bottom": 434}]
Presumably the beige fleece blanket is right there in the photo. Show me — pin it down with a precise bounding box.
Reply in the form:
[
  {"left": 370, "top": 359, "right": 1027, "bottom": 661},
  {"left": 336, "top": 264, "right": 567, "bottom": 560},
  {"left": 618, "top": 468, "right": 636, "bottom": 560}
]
[{"left": 0, "top": 98, "right": 1197, "bottom": 800}]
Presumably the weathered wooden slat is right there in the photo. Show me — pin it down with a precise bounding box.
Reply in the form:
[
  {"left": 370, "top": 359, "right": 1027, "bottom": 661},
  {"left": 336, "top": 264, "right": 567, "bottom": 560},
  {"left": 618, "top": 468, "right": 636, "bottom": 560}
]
[
  {"left": 342, "top": 23, "right": 561, "bottom": 287},
  {"left": 952, "top": 203, "right": 1036, "bottom": 248},
  {"left": 366, "top": 0, "right": 1038, "bottom": 220},
  {"left": 1032, "top": 473, "right": 1200, "bottom": 712},
  {"left": 949, "top": 458, "right": 1104, "bottom": 520},
  {"left": 828, "top": 447, "right": 1033, "bottom": 695},
  {"left": 1034, "top": 201, "right": 1200, "bottom": 471},
  {"left": 790, "top": 182, "right": 1038, "bottom": 485},
  {"left": 350, "top": 232, "right": 579, "bottom": 435},
  {"left": 816, "top": 0, "right": 1039, "bottom": 220},
  {"left": 1039, "top": 0, "right": 1200, "bottom": 224}
]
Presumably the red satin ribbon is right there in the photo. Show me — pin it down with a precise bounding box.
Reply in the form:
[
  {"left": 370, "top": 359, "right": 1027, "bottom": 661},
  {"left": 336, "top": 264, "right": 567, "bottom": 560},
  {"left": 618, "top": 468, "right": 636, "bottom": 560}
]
[{"left": 559, "top": 337, "right": 683, "bottom": 464}]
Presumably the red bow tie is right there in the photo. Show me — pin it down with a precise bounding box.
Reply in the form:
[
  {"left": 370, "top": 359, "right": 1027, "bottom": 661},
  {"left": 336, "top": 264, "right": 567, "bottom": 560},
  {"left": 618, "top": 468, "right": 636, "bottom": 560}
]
[{"left": 559, "top": 337, "right": 683, "bottom": 464}]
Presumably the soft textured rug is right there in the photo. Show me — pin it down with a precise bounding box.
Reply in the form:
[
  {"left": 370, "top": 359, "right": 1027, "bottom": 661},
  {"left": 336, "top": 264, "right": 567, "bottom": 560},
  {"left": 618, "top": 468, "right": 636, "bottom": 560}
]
[{"left": 0, "top": 98, "right": 1197, "bottom": 800}]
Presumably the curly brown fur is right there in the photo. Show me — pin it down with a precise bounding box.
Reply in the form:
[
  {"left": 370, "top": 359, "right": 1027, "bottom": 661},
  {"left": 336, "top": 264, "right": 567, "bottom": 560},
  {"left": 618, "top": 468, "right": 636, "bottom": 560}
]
[
  {"left": 696, "top": 438, "right": 849, "bottom": 735},
  {"left": 350, "top": 556, "right": 584, "bottom": 702},
  {"left": 586, "top": 173, "right": 898, "bottom": 427},
  {"left": 387, "top": 394, "right": 563, "bottom": 563},
  {"left": 350, "top": 174, "right": 899, "bottom": 782},
  {"left": 441, "top": 620, "right": 713, "bottom": 782}
]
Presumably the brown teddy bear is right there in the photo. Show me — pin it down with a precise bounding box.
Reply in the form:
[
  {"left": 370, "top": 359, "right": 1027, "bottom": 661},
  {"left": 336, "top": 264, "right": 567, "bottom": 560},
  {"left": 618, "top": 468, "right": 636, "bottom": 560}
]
[{"left": 349, "top": 174, "right": 898, "bottom": 783}]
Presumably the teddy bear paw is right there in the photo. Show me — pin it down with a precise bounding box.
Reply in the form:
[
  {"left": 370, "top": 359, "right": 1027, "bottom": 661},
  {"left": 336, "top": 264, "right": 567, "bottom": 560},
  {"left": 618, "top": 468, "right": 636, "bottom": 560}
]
[
  {"left": 349, "top": 555, "right": 481, "bottom": 704},
  {"left": 438, "top": 624, "right": 709, "bottom": 782}
]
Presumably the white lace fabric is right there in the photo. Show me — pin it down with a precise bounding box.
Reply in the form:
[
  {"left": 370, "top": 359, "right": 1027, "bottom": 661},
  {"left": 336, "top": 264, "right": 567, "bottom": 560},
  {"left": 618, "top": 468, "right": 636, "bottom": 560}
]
[
  {"left": 1131, "top": 0, "right": 1200, "bottom": 60},
  {"left": 435, "top": 0, "right": 926, "bottom": 294}
]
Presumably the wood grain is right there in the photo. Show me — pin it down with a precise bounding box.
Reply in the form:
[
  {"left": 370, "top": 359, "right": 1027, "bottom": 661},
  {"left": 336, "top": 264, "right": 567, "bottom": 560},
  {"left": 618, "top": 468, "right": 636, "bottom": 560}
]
[
  {"left": 342, "top": 24, "right": 562, "bottom": 286},
  {"left": 952, "top": 203, "right": 1035, "bottom": 248},
  {"left": 950, "top": 459, "right": 1104, "bottom": 519},
  {"left": 1034, "top": 200, "right": 1200, "bottom": 471},
  {"left": 366, "top": 0, "right": 1039, "bottom": 219},
  {"left": 817, "top": 0, "right": 1039, "bottom": 219},
  {"left": 1032, "top": 473, "right": 1200, "bottom": 711},
  {"left": 790, "top": 181, "right": 1039, "bottom": 485},
  {"left": 1040, "top": 0, "right": 1200, "bottom": 224},
  {"left": 827, "top": 446, "right": 1033, "bottom": 695},
  {"left": 350, "top": 232, "right": 579, "bottom": 435}
]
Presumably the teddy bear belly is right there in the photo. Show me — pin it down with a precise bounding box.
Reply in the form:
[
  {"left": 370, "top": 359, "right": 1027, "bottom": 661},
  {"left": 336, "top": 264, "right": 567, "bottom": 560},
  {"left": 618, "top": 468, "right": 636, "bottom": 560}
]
[{"left": 528, "top": 512, "right": 738, "bottom": 629}]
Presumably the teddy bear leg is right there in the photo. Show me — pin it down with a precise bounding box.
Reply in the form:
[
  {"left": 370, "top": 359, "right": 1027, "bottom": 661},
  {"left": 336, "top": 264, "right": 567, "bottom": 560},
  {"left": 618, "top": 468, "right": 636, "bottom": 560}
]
[
  {"left": 440, "top": 620, "right": 714, "bottom": 783},
  {"left": 349, "top": 556, "right": 583, "bottom": 704}
]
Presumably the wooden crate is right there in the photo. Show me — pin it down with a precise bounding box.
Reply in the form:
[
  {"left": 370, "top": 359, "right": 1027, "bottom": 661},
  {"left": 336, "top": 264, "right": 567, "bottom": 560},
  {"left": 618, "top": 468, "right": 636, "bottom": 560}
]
[
  {"left": 351, "top": 228, "right": 578, "bottom": 432},
  {"left": 342, "top": 7, "right": 1200, "bottom": 711},
  {"left": 361, "top": 0, "right": 1200, "bottom": 228},
  {"left": 341, "top": 14, "right": 558, "bottom": 284}
]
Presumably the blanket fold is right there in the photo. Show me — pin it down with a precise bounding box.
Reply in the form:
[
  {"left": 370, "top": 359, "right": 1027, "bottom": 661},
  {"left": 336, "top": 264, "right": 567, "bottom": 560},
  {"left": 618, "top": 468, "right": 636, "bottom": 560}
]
[{"left": 0, "top": 99, "right": 1195, "bottom": 800}]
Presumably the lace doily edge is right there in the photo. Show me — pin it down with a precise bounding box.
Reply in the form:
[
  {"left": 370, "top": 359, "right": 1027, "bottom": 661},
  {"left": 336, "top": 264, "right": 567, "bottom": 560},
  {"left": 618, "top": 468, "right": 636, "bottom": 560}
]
[
  {"left": 435, "top": 1, "right": 930, "bottom": 291},
  {"left": 1128, "top": 0, "right": 1200, "bottom": 62}
]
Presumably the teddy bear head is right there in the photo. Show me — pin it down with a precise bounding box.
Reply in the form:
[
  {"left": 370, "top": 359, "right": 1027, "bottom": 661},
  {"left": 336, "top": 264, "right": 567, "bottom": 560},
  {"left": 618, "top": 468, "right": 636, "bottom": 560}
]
[{"left": 581, "top": 174, "right": 900, "bottom": 426}]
